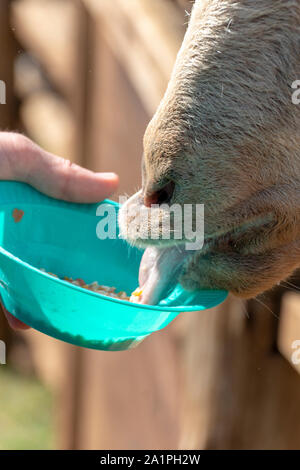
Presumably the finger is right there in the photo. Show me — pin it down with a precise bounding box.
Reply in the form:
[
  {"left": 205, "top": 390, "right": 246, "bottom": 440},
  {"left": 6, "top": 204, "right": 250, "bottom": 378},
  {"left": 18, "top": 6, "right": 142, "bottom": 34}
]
[
  {"left": 31, "top": 162, "right": 119, "bottom": 203},
  {"left": 3, "top": 308, "right": 31, "bottom": 330},
  {"left": 0, "top": 133, "right": 119, "bottom": 203}
]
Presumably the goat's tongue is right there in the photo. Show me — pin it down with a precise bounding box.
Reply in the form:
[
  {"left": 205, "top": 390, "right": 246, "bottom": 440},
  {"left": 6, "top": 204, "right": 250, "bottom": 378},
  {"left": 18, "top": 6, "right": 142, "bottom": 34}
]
[{"left": 131, "top": 246, "right": 190, "bottom": 305}]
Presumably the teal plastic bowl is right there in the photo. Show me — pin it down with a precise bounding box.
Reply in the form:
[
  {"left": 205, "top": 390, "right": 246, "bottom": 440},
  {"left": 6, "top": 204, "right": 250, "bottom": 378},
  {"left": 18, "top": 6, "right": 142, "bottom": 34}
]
[{"left": 0, "top": 182, "right": 227, "bottom": 351}]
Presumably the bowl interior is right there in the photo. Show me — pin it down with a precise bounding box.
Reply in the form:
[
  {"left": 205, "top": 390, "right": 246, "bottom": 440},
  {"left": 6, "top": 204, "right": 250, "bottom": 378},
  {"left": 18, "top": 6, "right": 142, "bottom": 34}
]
[
  {"left": 0, "top": 187, "right": 141, "bottom": 295},
  {"left": 0, "top": 182, "right": 183, "bottom": 350}
]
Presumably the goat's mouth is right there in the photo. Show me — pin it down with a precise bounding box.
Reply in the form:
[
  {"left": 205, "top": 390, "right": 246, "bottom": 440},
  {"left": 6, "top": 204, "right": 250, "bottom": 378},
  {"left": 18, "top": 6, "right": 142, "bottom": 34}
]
[
  {"left": 129, "top": 227, "right": 241, "bottom": 306},
  {"left": 130, "top": 244, "right": 194, "bottom": 305},
  {"left": 118, "top": 190, "right": 205, "bottom": 250},
  {"left": 119, "top": 192, "right": 203, "bottom": 304},
  {"left": 119, "top": 193, "right": 274, "bottom": 305}
]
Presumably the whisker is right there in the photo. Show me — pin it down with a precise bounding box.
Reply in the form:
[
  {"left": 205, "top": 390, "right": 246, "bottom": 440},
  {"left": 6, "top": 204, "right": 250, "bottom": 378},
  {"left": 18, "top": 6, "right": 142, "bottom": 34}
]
[
  {"left": 279, "top": 284, "right": 298, "bottom": 294},
  {"left": 254, "top": 296, "right": 279, "bottom": 320},
  {"left": 281, "top": 280, "right": 300, "bottom": 292}
]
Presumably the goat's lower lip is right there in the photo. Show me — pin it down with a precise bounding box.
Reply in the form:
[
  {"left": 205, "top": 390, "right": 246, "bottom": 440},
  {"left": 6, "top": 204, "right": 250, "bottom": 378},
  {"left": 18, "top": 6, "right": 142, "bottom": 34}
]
[{"left": 132, "top": 245, "right": 192, "bottom": 305}]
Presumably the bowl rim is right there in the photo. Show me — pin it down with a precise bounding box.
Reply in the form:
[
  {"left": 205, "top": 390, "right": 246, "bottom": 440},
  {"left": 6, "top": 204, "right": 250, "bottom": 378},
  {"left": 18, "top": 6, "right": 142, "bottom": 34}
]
[{"left": 0, "top": 244, "right": 228, "bottom": 313}]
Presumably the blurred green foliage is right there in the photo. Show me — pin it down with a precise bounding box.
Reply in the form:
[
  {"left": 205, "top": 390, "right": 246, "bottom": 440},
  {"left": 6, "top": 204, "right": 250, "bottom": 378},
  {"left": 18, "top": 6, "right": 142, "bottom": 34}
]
[{"left": 0, "top": 367, "right": 54, "bottom": 449}]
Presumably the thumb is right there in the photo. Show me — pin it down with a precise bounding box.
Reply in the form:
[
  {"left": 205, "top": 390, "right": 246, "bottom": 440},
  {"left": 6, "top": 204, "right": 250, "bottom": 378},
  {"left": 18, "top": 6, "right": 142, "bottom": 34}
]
[{"left": 0, "top": 133, "right": 119, "bottom": 203}]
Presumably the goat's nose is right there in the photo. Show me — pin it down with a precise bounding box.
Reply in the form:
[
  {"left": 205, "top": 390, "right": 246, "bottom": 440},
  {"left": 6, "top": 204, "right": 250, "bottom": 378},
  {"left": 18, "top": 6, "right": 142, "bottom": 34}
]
[{"left": 143, "top": 181, "right": 175, "bottom": 207}]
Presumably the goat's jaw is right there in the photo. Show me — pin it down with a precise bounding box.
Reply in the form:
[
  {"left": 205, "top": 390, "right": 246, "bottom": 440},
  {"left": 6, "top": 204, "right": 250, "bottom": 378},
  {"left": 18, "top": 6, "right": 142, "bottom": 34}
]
[
  {"left": 119, "top": 192, "right": 275, "bottom": 305},
  {"left": 130, "top": 245, "right": 193, "bottom": 305}
]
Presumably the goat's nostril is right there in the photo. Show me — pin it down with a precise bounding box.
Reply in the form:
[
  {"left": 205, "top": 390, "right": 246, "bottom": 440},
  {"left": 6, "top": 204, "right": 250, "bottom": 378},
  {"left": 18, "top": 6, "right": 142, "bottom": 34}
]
[{"left": 144, "top": 181, "right": 175, "bottom": 207}]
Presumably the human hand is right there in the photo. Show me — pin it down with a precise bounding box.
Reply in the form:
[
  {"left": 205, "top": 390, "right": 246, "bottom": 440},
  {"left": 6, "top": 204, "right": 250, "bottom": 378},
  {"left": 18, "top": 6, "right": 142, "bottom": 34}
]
[{"left": 0, "top": 132, "right": 119, "bottom": 330}]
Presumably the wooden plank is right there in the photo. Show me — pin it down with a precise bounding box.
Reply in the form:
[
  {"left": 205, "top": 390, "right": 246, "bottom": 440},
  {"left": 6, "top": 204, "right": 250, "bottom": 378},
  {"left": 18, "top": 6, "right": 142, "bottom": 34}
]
[
  {"left": 74, "top": 326, "right": 182, "bottom": 449},
  {"left": 0, "top": 0, "right": 17, "bottom": 128},
  {"left": 13, "top": 0, "right": 92, "bottom": 164},
  {"left": 181, "top": 292, "right": 300, "bottom": 449},
  {"left": 83, "top": 25, "right": 146, "bottom": 197},
  {"left": 172, "top": 0, "right": 194, "bottom": 13},
  {"left": 20, "top": 91, "right": 75, "bottom": 159},
  {"left": 83, "top": 0, "right": 185, "bottom": 114},
  {"left": 61, "top": 27, "right": 183, "bottom": 449},
  {"left": 12, "top": 0, "right": 79, "bottom": 104},
  {"left": 278, "top": 292, "right": 300, "bottom": 374},
  {"left": 0, "top": 0, "right": 17, "bottom": 349}
]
